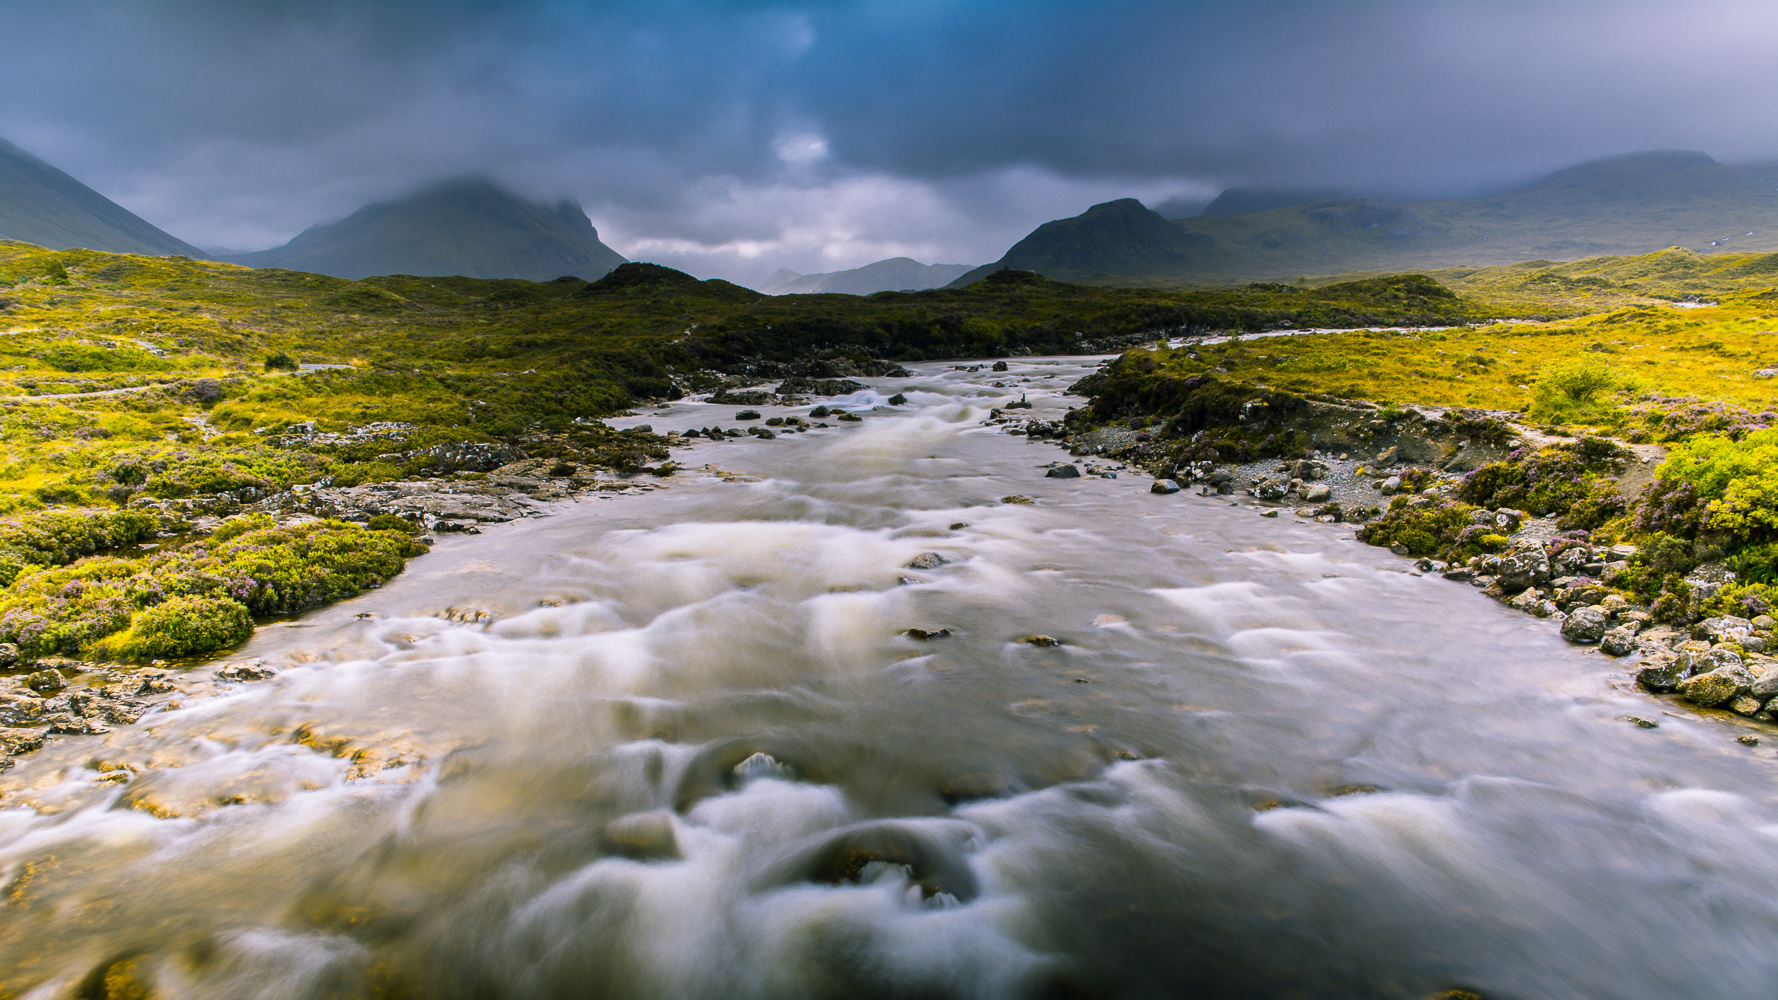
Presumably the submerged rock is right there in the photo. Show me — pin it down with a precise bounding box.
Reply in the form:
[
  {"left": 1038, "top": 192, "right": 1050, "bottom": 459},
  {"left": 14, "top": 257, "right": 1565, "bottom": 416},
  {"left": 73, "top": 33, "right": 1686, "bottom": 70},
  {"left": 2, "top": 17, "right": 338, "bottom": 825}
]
[
  {"left": 24, "top": 669, "right": 66, "bottom": 694},
  {"left": 1019, "top": 635, "right": 1063, "bottom": 647},
  {"left": 906, "top": 552, "right": 950, "bottom": 570}
]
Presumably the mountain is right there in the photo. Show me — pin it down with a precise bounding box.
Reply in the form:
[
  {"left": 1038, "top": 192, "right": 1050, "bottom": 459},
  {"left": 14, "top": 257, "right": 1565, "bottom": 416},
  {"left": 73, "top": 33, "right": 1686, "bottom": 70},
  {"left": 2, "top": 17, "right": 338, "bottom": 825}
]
[
  {"left": 229, "top": 178, "right": 627, "bottom": 281},
  {"left": 758, "top": 256, "right": 977, "bottom": 295},
  {"left": 950, "top": 151, "right": 1778, "bottom": 288},
  {"left": 0, "top": 137, "right": 205, "bottom": 257}
]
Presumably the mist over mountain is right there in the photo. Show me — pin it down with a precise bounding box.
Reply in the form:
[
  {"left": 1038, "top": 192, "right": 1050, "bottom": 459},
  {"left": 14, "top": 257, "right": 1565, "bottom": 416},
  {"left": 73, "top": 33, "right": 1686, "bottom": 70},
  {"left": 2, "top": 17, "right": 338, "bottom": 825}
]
[
  {"left": 228, "top": 179, "right": 627, "bottom": 281},
  {"left": 951, "top": 151, "right": 1778, "bottom": 288},
  {"left": 757, "top": 257, "right": 976, "bottom": 295},
  {"left": 0, "top": 137, "right": 203, "bottom": 257}
]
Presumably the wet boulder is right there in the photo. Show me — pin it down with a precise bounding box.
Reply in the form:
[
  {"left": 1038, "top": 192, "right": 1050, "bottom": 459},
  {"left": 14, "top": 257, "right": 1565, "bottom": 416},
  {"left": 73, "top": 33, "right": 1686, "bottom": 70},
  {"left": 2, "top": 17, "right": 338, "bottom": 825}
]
[
  {"left": 735, "top": 410, "right": 762, "bottom": 421},
  {"left": 1599, "top": 624, "right": 1641, "bottom": 656},
  {"left": 1693, "top": 616, "right": 1754, "bottom": 645},
  {"left": 906, "top": 552, "right": 950, "bottom": 570},
  {"left": 24, "top": 670, "right": 66, "bottom": 694},
  {"left": 1046, "top": 465, "right": 1082, "bottom": 479},
  {"left": 1150, "top": 479, "right": 1181, "bottom": 494},
  {"left": 1495, "top": 544, "right": 1552, "bottom": 594},
  {"left": 1680, "top": 663, "right": 1755, "bottom": 707},
  {"left": 1557, "top": 597, "right": 1614, "bottom": 637},
  {"left": 991, "top": 360, "right": 1009, "bottom": 372},
  {"left": 1636, "top": 652, "right": 1689, "bottom": 692},
  {"left": 605, "top": 811, "right": 682, "bottom": 861}
]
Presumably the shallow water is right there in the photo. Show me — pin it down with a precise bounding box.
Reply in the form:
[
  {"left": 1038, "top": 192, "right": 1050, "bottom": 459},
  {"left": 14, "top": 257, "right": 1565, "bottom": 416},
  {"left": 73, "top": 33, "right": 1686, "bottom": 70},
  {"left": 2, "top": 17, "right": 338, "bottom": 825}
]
[{"left": 4, "top": 359, "right": 1777, "bottom": 999}]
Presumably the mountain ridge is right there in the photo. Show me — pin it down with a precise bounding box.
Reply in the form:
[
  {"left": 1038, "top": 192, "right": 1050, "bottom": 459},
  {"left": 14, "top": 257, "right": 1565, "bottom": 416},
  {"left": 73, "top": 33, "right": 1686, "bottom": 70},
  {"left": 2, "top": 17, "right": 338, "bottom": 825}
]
[
  {"left": 228, "top": 178, "right": 627, "bottom": 281},
  {"left": 0, "top": 137, "right": 205, "bottom": 257},
  {"left": 951, "top": 150, "right": 1778, "bottom": 288},
  {"left": 758, "top": 257, "right": 976, "bottom": 295}
]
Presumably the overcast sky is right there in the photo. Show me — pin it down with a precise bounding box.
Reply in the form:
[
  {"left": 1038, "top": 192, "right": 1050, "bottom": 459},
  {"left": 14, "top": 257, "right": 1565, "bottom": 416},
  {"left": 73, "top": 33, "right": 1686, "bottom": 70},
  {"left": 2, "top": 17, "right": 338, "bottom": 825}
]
[{"left": 2, "top": 0, "right": 1776, "bottom": 285}]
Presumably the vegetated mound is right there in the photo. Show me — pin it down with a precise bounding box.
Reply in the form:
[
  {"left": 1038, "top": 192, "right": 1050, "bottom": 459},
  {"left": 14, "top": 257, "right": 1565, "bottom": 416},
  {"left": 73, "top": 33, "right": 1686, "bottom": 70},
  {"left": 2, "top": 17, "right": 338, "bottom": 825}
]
[
  {"left": 580, "top": 262, "right": 764, "bottom": 304},
  {"left": 0, "top": 136, "right": 205, "bottom": 257},
  {"left": 228, "top": 177, "right": 628, "bottom": 282},
  {"left": 952, "top": 150, "right": 1778, "bottom": 288}
]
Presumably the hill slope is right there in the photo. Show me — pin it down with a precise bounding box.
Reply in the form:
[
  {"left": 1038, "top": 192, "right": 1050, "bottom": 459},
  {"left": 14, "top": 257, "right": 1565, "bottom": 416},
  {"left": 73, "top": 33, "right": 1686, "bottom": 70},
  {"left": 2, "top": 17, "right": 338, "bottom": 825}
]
[
  {"left": 229, "top": 178, "right": 627, "bottom": 281},
  {"left": 952, "top": 151, "right": 1778, "bottom": 288},
  {"left": 0, "top": 137, "right": 205, "bottom": 257},
  {"left": 758, "top": 257, "right": 976, "bottom": 295}
]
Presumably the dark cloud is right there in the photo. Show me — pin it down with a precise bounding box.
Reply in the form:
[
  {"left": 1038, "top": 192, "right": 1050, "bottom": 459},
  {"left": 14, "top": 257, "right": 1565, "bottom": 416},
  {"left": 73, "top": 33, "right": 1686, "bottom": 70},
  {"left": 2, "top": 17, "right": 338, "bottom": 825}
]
[{"left": 0, "top": 0, "right": 1773, "bottom": 282}]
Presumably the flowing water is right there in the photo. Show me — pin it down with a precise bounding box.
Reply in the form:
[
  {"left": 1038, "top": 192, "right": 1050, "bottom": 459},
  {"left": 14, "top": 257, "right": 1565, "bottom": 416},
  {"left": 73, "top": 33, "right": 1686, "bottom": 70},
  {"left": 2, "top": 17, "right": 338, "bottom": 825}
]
[{"left": 4, "top": 359, "right": 1778, "bottom": 999}]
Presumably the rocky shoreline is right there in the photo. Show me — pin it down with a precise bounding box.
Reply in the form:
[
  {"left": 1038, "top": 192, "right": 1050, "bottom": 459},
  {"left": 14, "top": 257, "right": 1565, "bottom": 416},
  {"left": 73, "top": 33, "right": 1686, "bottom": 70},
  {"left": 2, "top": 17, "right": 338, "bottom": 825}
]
[{"left": 1019, "top": 375, "right": 1778, "bottom": 739}]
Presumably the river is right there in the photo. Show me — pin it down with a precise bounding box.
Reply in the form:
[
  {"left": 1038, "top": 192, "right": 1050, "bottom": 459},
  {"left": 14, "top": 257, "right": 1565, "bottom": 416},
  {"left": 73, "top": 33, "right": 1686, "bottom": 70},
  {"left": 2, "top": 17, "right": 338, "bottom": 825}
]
[{"left": 3, "top": 358, "right": 1776, "bottom": 999}]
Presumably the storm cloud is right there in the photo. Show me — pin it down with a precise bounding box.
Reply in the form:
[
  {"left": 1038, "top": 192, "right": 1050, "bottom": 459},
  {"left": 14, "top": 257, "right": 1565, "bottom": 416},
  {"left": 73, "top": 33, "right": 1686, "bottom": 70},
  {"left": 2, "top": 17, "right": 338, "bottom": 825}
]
[{"left": 2, "top": 0, "right": 1775, "bottom": 284}]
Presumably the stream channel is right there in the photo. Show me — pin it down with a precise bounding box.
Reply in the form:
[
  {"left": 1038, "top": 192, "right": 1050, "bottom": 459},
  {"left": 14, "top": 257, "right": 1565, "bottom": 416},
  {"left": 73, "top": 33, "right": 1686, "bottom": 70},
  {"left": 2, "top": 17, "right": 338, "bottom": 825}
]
[{"left": 3, "top": 358, "right": 1778, "bottom": 998}]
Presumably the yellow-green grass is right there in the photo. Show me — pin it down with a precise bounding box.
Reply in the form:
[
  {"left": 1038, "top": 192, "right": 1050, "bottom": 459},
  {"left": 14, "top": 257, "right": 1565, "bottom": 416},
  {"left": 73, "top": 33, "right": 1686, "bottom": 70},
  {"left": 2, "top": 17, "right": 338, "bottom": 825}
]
[{"left": 1138, "top": 290, "right": 1778, "bottom": 418}]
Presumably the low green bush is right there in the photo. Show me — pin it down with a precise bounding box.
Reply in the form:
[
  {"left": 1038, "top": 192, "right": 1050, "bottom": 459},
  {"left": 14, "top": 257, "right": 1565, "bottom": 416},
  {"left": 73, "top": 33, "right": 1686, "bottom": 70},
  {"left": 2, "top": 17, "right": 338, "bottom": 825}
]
[
  {"left": 0, "top": 518, "right": 425, "bottom": 657},
  {"left": 1355, "top": 499, "right": 1481, "bottom": 559},
  {"left": 95, "top": 594, "right": 254, "bottom": 659}
]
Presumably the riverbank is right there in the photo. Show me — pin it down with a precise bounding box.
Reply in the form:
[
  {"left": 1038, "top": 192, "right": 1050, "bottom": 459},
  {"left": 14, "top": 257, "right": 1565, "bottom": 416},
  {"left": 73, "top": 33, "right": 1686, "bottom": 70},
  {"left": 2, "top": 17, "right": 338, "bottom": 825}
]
[{"left": 1049, "top": 283, "right": 1778, "bottom": 730}]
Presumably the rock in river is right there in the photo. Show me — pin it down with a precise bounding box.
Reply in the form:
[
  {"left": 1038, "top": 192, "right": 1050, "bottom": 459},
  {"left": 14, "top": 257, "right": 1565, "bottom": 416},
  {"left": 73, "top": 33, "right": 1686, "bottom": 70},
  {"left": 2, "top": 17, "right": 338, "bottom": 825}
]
[
  {"left": 1047, "top": 464, "right": 1082, "bottom": 479},
  {"left": 906, "top": 552, "right": 950, "bottom": 570},
  {"left": 1560, "top": 606, "right": 1610, "bottom": 644},
  {"left": 1151, "top": 479, "right": 1181, "bottom": 494},
  {"left": 1680, "top": 664, "right": 1755, "bottom": 708}
]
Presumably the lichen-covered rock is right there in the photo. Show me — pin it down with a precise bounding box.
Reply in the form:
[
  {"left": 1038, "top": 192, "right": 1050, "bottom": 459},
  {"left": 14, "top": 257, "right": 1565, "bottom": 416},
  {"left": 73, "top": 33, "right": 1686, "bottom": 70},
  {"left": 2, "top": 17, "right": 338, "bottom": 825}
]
[
  {"left": 1680, "top": 664, "right": 1755, "bottom": 707},
  {"left": 1600, "top": 625, "right": 1640, "bottom": 656},
  {"left": 1751, "top": 668, "right": 1778, "bottom": 701},
  {"left": 1636, "top": 653, "right": 1689, "bottom": 692},
  {"left": 24, "top": 669, "right": 66, "bottom": 694},
  {"left": 1693, "top": 616, "right": 1755, "bottom": 645},
  {"left": 1729, "top": 695, "right": 1768, "bottom": 717},
  {"left": 1561, "top": 606, "right": 1610, "bottom": 644},
  {"left": 1496, "top": 544, "right": 1550, "bottom": 594}
]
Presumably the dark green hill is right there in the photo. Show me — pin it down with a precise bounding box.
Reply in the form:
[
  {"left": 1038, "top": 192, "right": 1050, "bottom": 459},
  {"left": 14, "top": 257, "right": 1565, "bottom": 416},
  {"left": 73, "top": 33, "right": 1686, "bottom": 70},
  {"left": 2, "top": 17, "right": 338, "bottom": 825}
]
[
  {"left": 229, "top": 178, "right": 627, "bottom": 282},
  {"left": 951, "top": 151, "right": 1778, "bottom": 288},
  {"left": 0, "top": 137, "right": 205, "bottom": 257}
]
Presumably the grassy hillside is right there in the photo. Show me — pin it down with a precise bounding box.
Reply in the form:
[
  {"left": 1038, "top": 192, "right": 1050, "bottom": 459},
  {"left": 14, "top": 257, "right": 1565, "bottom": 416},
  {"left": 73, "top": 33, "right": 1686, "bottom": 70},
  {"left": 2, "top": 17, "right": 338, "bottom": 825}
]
[
  {"left": 954, "top": 151, "right": 1778, "bottom": 288},
  {"left": 0, "top": 243, "right": 1504, "bottom": 511}
]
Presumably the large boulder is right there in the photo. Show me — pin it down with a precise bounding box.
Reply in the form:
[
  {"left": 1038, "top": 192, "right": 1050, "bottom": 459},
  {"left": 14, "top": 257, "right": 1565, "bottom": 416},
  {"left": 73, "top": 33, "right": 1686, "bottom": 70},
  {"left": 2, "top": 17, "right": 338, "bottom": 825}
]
[
  {"left": 1599, "top": 624, "right": 1640, "bottom": 656},
  {"left": 1679, "top": 664, "right": 1756, "bottom": 707},
  {"left": 1561, "top": 606, "right": 1610, "bottom": 644},
  {"left": 1693, "top": 616, "right": 1755, "bottom": 645},
  {"left": 1496, "top": 544, "right": 1551, "bottom": 594},
  {"left": 1636, "top": 653, "right": 1690, "bottom": 692}
]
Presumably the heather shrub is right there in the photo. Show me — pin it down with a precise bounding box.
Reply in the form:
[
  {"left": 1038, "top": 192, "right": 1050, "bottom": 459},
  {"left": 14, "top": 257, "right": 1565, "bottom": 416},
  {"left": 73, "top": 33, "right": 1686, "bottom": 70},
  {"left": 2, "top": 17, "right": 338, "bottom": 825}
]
[{"left": 94, "top": 594, "right": 253, "bottom": 660}]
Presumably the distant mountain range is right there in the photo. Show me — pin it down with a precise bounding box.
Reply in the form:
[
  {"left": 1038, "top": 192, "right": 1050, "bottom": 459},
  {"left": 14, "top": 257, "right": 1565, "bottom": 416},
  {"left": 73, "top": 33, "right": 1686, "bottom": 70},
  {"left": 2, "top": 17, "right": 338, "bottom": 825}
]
[
  {"left": 226, "top": 178, "right": 627, "bottom": 281},
  {"left": 758, "top": 257, "right": 976, "bottom": 295},
  {"left": 0, "top": 137, "right": 204, "bottom": 257},
  {"left": 951, "top": 151, "right": 1778, "bottom": 288}
]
